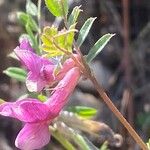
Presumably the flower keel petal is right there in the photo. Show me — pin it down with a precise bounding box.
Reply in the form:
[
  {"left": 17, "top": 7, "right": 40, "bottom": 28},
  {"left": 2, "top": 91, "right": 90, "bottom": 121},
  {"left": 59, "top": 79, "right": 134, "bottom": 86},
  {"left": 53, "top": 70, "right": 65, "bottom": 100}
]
[{"left": 15, "top": 123, "right": 50, "bottom": 150}]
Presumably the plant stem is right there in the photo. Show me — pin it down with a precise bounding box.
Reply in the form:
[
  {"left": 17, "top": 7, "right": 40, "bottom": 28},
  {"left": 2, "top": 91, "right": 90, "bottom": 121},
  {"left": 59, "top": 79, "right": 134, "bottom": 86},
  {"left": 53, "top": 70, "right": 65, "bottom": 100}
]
[
  {"left": 37, "top": 0, "right": 42, "bottom": 34},
  {"left": 73, "top": 134, "right": 91, "bottom": 150},
  {"left": 37, "top": 0, "right": 42, "bottom": 54},
  {"left": 88, "top": 74, "right": 147, "bottom": 150},
  {"left": 50, "top": 128, "right": 76, "bottom": 150},
  {"left": 59, "top": 2, "right": 147, "bottom": 149}
]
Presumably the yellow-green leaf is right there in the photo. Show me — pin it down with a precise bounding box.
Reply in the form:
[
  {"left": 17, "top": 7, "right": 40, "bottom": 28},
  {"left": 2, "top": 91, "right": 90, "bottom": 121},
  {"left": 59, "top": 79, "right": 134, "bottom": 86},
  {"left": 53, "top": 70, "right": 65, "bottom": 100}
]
[
  {"left": 45, "top": 0, "right": 68, "bottom": 17},
  {"left": 41, "top": 26, "right": 76, "bottom": 57},
  {"left": 68, "top": 6, "right": 82, "bottom": 27}
]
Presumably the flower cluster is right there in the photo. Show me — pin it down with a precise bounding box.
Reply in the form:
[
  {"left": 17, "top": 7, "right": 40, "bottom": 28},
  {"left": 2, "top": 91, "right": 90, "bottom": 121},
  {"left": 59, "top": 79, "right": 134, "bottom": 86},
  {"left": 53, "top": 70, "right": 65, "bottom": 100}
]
[{"left": 0, "top": 39, "right": 81, "bottom": 149}]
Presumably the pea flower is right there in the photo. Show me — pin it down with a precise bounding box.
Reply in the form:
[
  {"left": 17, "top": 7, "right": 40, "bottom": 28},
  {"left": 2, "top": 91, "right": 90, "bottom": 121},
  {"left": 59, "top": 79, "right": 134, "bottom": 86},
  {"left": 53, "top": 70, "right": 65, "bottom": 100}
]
[
  {"left": 14, "top": 40, "right": 55, "bottom": 92},
  {"left": 0, "top": 67, "right": 81, "bottom": 150},
  {"left": 14, "top": 39, "right": 80, "bottom": 92}
]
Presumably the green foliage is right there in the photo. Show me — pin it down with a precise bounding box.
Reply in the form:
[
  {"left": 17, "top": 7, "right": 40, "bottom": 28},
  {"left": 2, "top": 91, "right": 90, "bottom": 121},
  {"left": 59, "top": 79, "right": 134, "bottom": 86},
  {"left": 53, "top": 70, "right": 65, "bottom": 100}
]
[
  {"left": 77, "top": 17, "right": 96, "bottom": 47},
  {"left": 0, "top": 98, "right": 5, "bottom": 104},
  {"left": 146, "top": 139, "right": 150, "bottom": 150},
  {"left": 38, "top": 94, "right": 47, "bottom": 102},
  {"left": 100, "top": 141, "right": 109, "bottom": 150},
  {"left": 86, "top": 34, "right": 115, "bottom": 63},
  {"left": 51, "top": 128, "right": 76, "bottom": 150},
  {"left": 26, "top": 0, "right": 38, "bottom": 16},
  {"left": 3, "top": 67, "right": 27, "bottom": 82},
  {"left": 68, "top": 106, "right": 97, "bottom": 118},
  {"left": 68, "top": 6, "right": 82, "bottom": 27},
  {"left": 17, "top": 12, "right": 38, "bottom": 32},
  {"left": 41, "top": 26, "right": 76, "bottom": 57},
  {"left": 17, "top": 11, "right": 40, "bottom": 54},
  {"left": 137, "top": 112, "right": 150, "bottom": 127},
  {"left": 45, "top": 0, "right": 68, "bottom": 17},
  {"left": 4, "top": 1, "right": 120, "bottom": 149},
  {"left": 25, "top": 22, "right": 39, "bottom": 52}
]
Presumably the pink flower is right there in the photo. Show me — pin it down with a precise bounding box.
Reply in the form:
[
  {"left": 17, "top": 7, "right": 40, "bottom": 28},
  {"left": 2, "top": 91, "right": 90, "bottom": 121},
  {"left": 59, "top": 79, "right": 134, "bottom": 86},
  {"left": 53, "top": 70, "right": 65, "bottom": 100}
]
[
  {"left": 56, "top": 54, "right": 80, "bottom": 81},
  {"left": 14, "top": 48, "right": 55, "bottom": 92},
  {"left": 16, "top": 38, "right": 34, "bottom": 52},
  {"left": 0, "top": 67, "right": 80, "bottom": 150},
  {"left": 14, "top": 39, "right": 80, "bottom": 93}
]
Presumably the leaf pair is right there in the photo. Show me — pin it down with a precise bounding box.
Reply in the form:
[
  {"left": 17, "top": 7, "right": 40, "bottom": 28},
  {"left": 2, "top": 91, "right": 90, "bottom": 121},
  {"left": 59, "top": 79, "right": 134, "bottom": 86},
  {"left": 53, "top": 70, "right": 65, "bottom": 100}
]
[{"left": 76, "top": 17, "right": 115, "bottom": 62}]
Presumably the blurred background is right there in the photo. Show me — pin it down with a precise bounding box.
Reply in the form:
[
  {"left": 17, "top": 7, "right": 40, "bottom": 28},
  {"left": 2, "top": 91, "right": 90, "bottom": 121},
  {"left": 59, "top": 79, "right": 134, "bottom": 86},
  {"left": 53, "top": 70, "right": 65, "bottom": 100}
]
[{"left": 0, "top": 0, "right": 149, "bottom": 149}]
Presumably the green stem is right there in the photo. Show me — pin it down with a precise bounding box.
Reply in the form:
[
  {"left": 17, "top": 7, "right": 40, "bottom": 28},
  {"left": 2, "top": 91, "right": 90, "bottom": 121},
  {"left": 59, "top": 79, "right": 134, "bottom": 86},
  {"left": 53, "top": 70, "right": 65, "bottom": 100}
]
[
  {"left": 50, "top": 128, "right": 76, "bottom": 150},
  {"left": 73, "top": 134, "right": 91, "bottom": 150},
  {"left": 37, "top": 0, "right": 42, "bottom": 34},
  {"left": 37, "top": 0, "right": 42, "bottom": 54},
  {"left": 60, "top": 0, "right": 68, "bottom": 28},
  {"left": 53, "top": 122, "right": 91, "bottom": 150}
]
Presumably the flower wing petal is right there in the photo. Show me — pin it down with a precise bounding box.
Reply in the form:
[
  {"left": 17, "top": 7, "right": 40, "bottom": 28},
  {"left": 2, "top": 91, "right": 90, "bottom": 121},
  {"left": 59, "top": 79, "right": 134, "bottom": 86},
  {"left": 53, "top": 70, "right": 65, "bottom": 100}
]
[
  {"left": 26, "top": 72, "right": 46, "bottom": 92},
  {"left": 15, "top": 123, "right": 50, "bottom": 150},
  {"left": 0, "top": 99, "right": 53, "bottom": 122}
]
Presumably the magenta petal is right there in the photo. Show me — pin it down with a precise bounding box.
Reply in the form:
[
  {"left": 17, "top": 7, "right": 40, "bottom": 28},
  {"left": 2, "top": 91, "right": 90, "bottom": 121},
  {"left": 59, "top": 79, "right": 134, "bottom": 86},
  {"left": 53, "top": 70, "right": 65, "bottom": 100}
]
[
  {"left": 56, "top": 57, "right": 75, "bottom": 81},
  {"left": 19, "top": 39, "right": 34, "bottom": 52},
  {"left": 14, "top": 49, "right": 40, "bottom": 73},
  {"left": 0, "top": 99, "right": 54, "bottom": 123},
  {"left": 15, "top": 123, "right": 50, "bottom": 150},
  {"left": 16, "top": 99, "right": 51, "bottom": 122},
  {"left": 46, "top": 67, "right": 81, "bottom": 115},
  {"left": 26, "top": 72, "right": 46, "bottom": 92},
  {"left": 0, "top": 102, "right": 16, "bottom": 117},
  {"left": 14, "top": 50, "right": 43, "bottom": 73},
  {"left": 56, "top": 54, "right": 80, "bottom": 81},
  {"left": 14, "top": 49, "right": 53, "bottom": 73},
  {"left": 40, "top": 65, "right": 55, "bottom": 82},
  {"left": 14, "top": 50, "right": 55, "bottom": 92}
]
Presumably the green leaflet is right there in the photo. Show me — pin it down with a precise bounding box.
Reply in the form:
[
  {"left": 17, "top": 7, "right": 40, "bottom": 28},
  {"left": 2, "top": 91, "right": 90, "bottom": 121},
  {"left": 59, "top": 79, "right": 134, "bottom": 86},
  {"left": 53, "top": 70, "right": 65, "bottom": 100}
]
[
  {"left": 17, "top": 12, "right": 38, "bottom": 32},
  {"left": 26, "top": 0, "right": 38, "bottom": 16},
  {"left": 68, "top": 106, "right": 97, "bottom": 118},
  {"left": 86, "top": 33, "right": 115, "bottom": 63},
  {"left": 99, "top": 141, "right": 109, "bottom": 150},
  {"left": 3, "top": 67, "right": 27, "bottom": 82},
  {"left": 68, "top": 5, "right": 82, "bottom": 27},
  {"left": 76, "top": 17, "right": 96, "bottom": 47},
  {"left": 45, "top": 0, "right": 68, "bottom": 17},
  {"left": 41, "top": 25, "right": 76, "bottom": 57}
]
